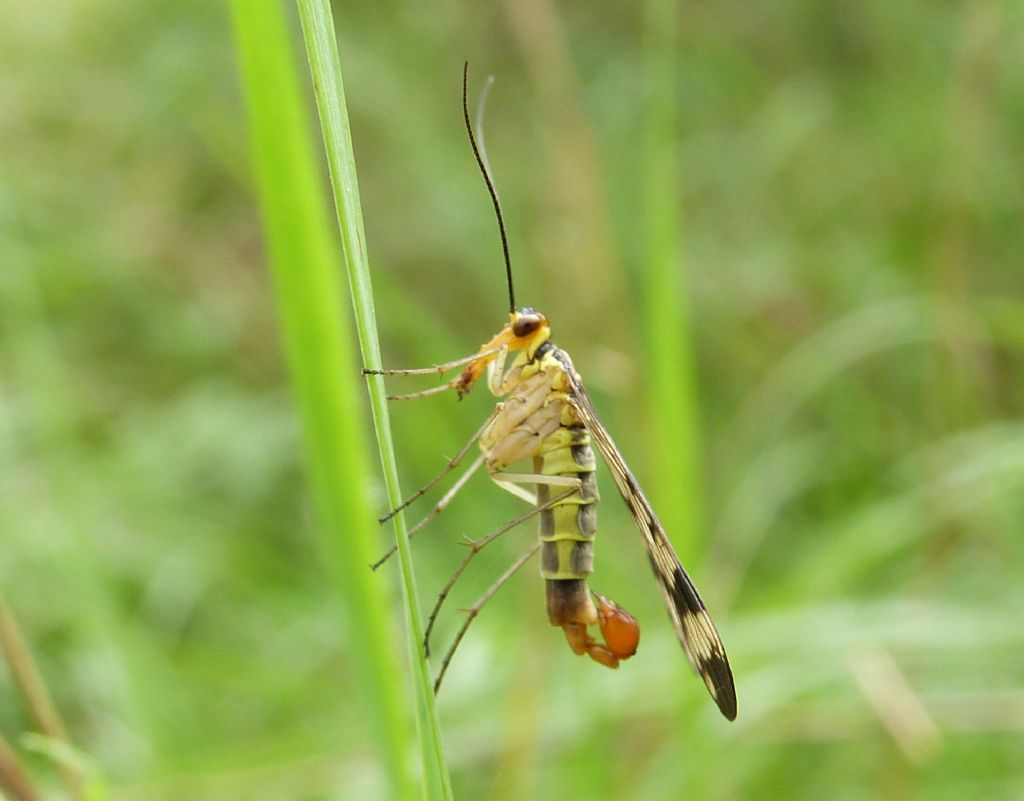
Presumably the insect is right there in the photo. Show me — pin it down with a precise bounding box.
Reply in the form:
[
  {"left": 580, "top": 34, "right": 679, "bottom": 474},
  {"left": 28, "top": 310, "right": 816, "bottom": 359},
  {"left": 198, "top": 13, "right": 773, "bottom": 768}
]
[{"left": 367, "top": 64, "right": 737, "bottom": 721}]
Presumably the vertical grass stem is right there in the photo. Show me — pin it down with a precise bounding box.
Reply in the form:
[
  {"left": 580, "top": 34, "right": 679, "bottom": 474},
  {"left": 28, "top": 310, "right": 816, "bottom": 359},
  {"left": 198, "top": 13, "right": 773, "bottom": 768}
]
[
  {"left": 231, "top": 2, "right": 419, "bottom": 798},
  {"left": 292, "top": 2, "right": 454, "bottom": 798}
]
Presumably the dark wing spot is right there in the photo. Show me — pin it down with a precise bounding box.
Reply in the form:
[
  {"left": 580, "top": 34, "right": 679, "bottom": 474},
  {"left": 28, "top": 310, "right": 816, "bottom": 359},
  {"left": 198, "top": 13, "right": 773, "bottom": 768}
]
[
  {"left": 561, "top": 349, "right": 737, "bottom": 720},
  {"left": 648, "top": 554, "right": 737, "bottom": 721}
]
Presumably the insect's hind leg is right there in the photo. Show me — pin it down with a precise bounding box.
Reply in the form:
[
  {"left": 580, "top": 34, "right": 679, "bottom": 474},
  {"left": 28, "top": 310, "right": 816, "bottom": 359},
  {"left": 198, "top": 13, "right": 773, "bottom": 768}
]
[
  {"left": 486, "top": 469, "right": 637, "bottom": 667},
  {"left": 423, "top": 484, "right": 579, "bottom": 656},
  {"left": 489, "top": 470, "right": 583, "bottom": 506},
  {"left": 432, "top": 541, "right": 541, "bottom": 694},
  {"left": 428, "top": 471, "right": 586, "bottom": 687}
]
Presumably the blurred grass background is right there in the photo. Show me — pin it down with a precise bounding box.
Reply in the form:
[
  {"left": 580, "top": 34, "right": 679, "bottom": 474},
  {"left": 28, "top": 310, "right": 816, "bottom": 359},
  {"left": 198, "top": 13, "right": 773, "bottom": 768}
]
[{"left": 2, "top": 1, "right": 1023, "bottom": 800}]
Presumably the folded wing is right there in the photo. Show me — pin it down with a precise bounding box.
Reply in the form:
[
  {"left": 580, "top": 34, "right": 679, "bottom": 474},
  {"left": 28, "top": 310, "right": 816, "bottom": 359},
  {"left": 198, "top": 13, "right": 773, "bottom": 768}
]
[{"left": 557, "top": 352, "right": 737, "bottom": 720}]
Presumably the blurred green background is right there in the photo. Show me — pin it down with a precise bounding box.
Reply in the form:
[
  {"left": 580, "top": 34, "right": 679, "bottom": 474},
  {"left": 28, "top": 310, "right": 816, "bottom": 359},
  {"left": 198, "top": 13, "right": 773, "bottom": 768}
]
[{"left": 2, "top": 1, "right": 1024, "bottom": 799}]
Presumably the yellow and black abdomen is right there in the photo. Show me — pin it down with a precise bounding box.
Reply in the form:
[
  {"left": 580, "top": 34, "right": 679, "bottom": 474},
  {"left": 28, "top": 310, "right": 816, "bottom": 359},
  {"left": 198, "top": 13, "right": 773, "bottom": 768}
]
[{"left": 535, "top": 425, "right": 600, "bottom": 626}]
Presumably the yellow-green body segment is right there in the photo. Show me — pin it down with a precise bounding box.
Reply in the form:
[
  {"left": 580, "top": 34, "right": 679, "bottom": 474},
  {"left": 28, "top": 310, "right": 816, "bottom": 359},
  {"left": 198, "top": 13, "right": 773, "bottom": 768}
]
[{"left": 536, "top": 426, "right": 599, "bottom": 581}]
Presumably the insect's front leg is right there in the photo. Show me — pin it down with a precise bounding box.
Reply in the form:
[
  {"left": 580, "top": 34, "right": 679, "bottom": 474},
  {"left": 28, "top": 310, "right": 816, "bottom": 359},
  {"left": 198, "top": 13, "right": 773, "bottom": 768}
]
[
  {"left": 363, "top": 345, "right": 504, "bottom": 378},
  {"left": 455, "top": 343, "right": 509, "bottom": 398},
  {"left": 364, "top": 345, "right": 506, "bottom": 401}
]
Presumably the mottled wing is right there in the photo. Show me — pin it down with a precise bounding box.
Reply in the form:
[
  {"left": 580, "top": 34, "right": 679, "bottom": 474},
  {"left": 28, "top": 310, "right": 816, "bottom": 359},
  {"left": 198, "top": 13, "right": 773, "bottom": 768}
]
[{"left": 557, "top": 351, "right": 737, "bottom": 720}]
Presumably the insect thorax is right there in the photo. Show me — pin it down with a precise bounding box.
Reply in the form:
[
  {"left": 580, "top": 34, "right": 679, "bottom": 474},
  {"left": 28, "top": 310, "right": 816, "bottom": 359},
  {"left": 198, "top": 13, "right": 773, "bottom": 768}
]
[{"left": 479, "top": 348, "right": 569, "bottom": 469}]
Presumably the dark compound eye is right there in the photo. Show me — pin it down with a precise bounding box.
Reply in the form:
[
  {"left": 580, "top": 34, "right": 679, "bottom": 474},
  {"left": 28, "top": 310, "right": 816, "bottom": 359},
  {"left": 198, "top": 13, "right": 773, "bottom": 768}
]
[{"left": 513, "top": 314, "right": 542, "bottom": 338}]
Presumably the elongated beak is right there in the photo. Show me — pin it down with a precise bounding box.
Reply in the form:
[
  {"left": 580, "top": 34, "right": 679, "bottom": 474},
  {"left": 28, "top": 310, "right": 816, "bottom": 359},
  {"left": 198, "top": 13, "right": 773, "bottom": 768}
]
[{"left": 454, "top": 322, "right": 519, "bottom": 397}]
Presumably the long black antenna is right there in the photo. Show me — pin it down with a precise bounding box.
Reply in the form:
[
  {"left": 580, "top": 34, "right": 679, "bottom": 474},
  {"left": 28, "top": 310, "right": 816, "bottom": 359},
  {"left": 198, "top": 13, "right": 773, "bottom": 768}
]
[{"left": 463, "top": 62, "right": 515, "bottom": 313}]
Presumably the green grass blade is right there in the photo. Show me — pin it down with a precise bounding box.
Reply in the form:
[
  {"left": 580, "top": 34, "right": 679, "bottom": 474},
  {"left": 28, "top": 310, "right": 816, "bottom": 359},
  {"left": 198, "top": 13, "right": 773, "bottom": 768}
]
[
  {"left": 642, "top": 0, "right": 703, "bottom": 558},
  {"left": 230, "top": 3, "right": 416, "bottom": 799},
  {"left": 292, "top": 2, "right": 453, "bottom": 799}
]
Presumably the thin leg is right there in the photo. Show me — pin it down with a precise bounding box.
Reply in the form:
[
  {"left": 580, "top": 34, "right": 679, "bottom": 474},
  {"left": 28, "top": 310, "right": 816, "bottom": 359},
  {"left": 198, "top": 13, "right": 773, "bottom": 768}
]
[
  {"left": 407, "top": 453, "right": 486, "bottom": 538},
  {"left": 433, "top": 541, "right": 541, "bottom": 694},
  {"left": 490, "top": 471, "right": 582, "bottom": 505},
  {"left": 378, "top": 412, "right": 496, "bottom": 524},
  {"left": 490, "top": 480, "right": 535, "bottom": 505},
  {"left": 423, "top": 485, "right": 578, "bottom": 656},
  {"left": 370, "top": 454, "right": 486, "bottom": 571},
  {"left": 385, "top": 383, "right": 460, "bottom": 402},
  {"left": 492, "top": 472, "right": 582, "bottom": 488},
  {"left": 363, "top": 344, "right": 505, "bottom": 378}
]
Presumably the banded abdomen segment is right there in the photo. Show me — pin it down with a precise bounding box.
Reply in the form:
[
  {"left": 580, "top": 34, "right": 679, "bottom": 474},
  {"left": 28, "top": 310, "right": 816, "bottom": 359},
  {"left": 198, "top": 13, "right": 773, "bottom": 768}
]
[
  {"left": 537, "top": 425, "right": 598, "bottom": 582},
  {"left": 535, "top": 425, "right": 639, "bottom": 668}
]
